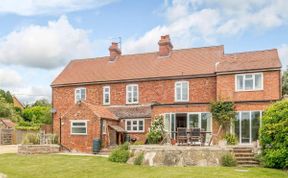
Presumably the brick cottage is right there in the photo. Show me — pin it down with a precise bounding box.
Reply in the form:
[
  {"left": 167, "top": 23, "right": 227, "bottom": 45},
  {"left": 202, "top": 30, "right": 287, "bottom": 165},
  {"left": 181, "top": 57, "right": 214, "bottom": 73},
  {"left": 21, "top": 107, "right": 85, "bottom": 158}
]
[{"left": 51, "top": 35, "right": 282, "bottom": 153}]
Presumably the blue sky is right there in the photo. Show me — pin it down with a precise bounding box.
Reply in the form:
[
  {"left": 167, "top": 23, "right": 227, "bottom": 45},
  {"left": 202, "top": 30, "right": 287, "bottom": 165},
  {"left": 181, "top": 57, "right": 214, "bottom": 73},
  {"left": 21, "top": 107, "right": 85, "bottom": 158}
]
[{"left": 0, "top": 0, "right": 287, "bottom": 104}]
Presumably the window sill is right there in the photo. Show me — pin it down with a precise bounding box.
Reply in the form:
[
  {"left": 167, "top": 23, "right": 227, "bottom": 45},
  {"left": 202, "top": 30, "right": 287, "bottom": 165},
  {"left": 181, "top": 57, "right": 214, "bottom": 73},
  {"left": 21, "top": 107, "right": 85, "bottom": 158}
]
[
  {"left": 70, "top": 133, "right": 88, "bottom": 136},
  {"left": 126, "top": 131, "right": 145, "bottom": 133},
  {"left": 235, "top": 89, "right": 264, "bottom": 92}
]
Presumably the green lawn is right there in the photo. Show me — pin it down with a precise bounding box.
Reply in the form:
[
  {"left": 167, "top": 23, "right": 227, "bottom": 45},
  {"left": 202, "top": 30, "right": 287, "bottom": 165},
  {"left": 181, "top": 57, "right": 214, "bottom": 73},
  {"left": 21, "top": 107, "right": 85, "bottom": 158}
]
[{"left": 0, "top": 154, "right": 287, "bottom": 178}]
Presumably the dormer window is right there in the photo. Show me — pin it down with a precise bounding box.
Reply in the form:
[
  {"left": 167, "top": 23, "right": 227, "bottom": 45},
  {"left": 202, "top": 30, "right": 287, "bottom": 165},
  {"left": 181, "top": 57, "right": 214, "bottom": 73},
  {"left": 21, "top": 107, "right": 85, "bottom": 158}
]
[
  {"left": 236, "top": 73, "right": 263, "bottom": 91},
  {"left": 175, "top": 81, "right": 189, "bottom": 102},
  {"left": 75, "top": 87, "right": 86, "bottom": 103}
]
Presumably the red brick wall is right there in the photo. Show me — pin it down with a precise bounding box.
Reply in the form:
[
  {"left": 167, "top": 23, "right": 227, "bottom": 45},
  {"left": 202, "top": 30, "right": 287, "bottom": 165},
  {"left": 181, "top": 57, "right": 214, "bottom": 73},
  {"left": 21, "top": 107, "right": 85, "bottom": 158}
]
[
  {"left": 61, "top": 103, "right": 100, "bottom": 153},
  {"left": 216, "top": 71, "right": 281, "bottom": 101},
  {"left": 52, "top": 77, "right": 216, "bottom": 134}
]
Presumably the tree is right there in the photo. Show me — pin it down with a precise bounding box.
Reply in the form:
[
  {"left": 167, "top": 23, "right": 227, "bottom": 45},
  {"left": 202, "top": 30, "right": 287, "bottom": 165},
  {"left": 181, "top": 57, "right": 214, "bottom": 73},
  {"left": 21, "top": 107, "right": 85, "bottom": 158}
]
[
  {"left": 282, "top": 69, "right": 288, "bottom": 96},
  {"left": 22, "top": 106, "right": 52, "bottom": 125},
  {"left": 0, "top": 96, "right": 22, "bottom": 122},
  {"left": 260, "top": 99, "right": 288, "bottom": 169},
  {"left": 0, "top": 89, "right": 13, "bottom": 103},
  {"left": 32, "top": 99, "right": 51, "bottom": 107}
]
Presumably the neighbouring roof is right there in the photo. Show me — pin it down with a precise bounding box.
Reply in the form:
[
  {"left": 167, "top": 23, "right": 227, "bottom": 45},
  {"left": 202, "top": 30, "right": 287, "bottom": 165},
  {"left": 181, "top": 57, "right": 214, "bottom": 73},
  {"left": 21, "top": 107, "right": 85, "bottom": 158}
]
[
  {"left": 62, "top": 102, "right": 118, "bottom": 120},
  {"left": 51, "top": 46, "right": 281, "bottom": 86},
  {"left": 12, "top": 96, "right": 24, "bottom": 109},
  {"left": 217, "top": 49, "right": 281, "bottom": 73},
  {"left": 107, "top": 105, "right": 151, "bottom": 119},
  {"left": 84, "top": 102, "right": 118, "bottom": 120},
  {"left": 109, "top": 125, "right": 126, "bottom": 133},
  {"left": 0, "top": 119, "right": 16, "bottom": 128}
]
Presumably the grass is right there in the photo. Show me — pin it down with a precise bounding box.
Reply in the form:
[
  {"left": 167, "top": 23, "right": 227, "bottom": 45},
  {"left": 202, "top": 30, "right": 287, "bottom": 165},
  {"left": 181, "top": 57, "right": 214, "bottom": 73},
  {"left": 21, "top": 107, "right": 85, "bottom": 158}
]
[{"left": 0, "top": 154, "right": 287, "bottom": 178}]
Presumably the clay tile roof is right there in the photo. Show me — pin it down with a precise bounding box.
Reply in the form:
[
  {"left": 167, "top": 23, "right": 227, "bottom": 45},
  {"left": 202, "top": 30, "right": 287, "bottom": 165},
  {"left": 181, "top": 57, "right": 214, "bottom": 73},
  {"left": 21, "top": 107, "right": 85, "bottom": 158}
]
[
  {"left": 109, "top": 125, "right": 126, "bottom": 133},
  {"left": 217, "top": 49, "right": 281, "bottom": 73},
  {"left": 0, "top": 119, "right": 16, "bottom": 128},
  {"left": 84, "top": 102, "right": 118, "bottom": 120},
  {"left": 107, "top": 105, "right": 151, "bottom": 119},
  {"left": 51, "top": 46, "right": 224, "bottom": 86}
]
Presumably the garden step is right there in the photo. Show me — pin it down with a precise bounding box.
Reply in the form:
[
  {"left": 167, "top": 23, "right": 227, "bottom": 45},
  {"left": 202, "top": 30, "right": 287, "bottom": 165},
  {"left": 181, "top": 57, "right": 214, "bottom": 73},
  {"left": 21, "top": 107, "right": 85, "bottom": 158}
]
[
  {"left": 235, "top": 157, "right": 256, "bottom": 161},
  {"left": 234, "top": 153, "right": 255, "bottom": 157},
  {"left": 233, "top": 149, "right": 253, "bottom": 153},
  {"left": 237, "top": 160, "right": 259, "bottom": 164},
  {"left": 237, "top": 164, "right": 259, "bottom": 167}
]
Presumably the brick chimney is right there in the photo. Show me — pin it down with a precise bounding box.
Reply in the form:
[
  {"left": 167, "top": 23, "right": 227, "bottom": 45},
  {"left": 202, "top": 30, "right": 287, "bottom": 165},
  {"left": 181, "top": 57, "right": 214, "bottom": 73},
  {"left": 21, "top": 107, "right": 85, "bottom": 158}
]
[
  {"left": 109, "top": 42, "right": 121, "bottom": 60},
  {"left": 158, "top": 35, "right": 173, "bottom": 57}
]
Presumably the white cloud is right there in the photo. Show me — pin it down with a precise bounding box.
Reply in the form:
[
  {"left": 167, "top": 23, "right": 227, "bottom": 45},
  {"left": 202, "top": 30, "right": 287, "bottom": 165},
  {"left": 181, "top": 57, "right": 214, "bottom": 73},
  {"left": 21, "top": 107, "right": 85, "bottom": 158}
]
[
  {"left": 123, "top": 9, "right": 220, "bottom": 54},
  {"left": 0, "top": 0, "right": 117, "bottom": 16},
  {"left": 278, "top": 44, "right": 288, "bottom": 70},
  {"left": 0, "top": 15, "right": 95, "bottom": 69},
  {"left": 123, "top": 0, "right": 288, "bottom": 53},
  {"left": 0, "top": 68, "right": 23, "bottom": 88},
  {"left": 12, "top": 86, "right": 51, "bottom": 105}
]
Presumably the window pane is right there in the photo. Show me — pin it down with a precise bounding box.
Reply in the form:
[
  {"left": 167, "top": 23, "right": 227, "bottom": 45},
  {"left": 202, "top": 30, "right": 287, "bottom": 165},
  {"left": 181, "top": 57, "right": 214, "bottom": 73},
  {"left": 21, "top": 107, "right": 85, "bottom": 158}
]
[
  {"left": 127, "top": 125, "right": 131, "bottom": 131},
  {"left": 189, "top": 114, "right": 199, "bottom": 128},
  {"left": 133, "top": 126, "right": 137, "bottom": 131},
  {"left": 245, "top": 79, "right": 253, "bottom": 90},
  {"left": 132, "top": 121, "right": 137, "bottom": 125},
  {"left": 255, "top": 74, "right": 262, "bottom": 89},
  {"left": 182, "top": 83, "right": 188, "bottom": 100},
  {"left": 237, "top": 75, "right": 243, "bottom": 90},
  {"left": 201, "top": 113, "right": 211, "bottom": 131},
  {"left": 73, "top": 122, "right": 86, "bottom": 126},
  {"left": 241, "top": 112, "right": 250, "bottom": 143},
  {"left": 234, "top": 113, "right": 240, "bottom": 141},
  {"left": 245, "top": 74, "right": 253, "bottom": 79},
  {"left": 128, "top": 92, "right": 132, "bottom": 102},
  {"left": 176, "top": 87, "right": 181, "bottom": 100},
  {"left": 251, "top": 111, "right": 260, "bottom": 141},
  {"left": 164, "top": 114, "right": 170, "bottom": 131},
  {"left": 72, "top": 127, "right": 86, "bottom": 134},
  {"left": 139, "top": 120, "right": 143, "bottom": 126}
]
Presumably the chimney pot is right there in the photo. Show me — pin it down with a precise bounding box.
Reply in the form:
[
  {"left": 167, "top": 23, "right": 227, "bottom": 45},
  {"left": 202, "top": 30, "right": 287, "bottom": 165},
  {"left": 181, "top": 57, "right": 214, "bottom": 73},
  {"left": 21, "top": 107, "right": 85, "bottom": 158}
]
[
  {"left": 158, "top": 34, "right": 173, "bottom": 57},
  {"left": 109, "top": 42, "right": 121, "bottom": 60}
]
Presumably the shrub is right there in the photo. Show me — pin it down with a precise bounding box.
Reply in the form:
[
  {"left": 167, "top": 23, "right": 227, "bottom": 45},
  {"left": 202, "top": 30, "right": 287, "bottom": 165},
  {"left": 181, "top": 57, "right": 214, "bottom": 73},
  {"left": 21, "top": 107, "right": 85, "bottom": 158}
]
[
  {"left": 22, "top": 133, "right": 40, "bottom": 145},
  {"left": 108, "top": 143, "right": 130, "bottom": 163},
  {"left": 220, "top": 153, "right": 237, "bottom": 167},
  {"left": 147, "top": 116, "right": 164, "bottom": 144},
  {"left": 260, "top": 99, "right": 288, "bottom": 169},
  {"left": 224, "top": 134, "right": 237, "bottom": 145},
  {"left": 133, "top": 152, "right": 144, "bottom": 165}
]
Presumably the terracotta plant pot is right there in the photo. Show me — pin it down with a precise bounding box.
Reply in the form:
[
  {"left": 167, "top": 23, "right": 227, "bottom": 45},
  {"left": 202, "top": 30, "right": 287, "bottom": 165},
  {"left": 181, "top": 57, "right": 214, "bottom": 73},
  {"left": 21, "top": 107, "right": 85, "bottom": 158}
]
[{"left": 171, "top": 139, "right": 177, "bottom": 145}]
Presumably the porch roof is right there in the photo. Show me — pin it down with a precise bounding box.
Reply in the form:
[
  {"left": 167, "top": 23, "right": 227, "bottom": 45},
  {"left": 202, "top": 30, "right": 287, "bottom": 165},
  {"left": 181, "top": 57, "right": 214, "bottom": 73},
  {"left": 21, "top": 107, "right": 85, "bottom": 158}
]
[{"left": 109, "top": 125, "right": 126, "bottom": 133}]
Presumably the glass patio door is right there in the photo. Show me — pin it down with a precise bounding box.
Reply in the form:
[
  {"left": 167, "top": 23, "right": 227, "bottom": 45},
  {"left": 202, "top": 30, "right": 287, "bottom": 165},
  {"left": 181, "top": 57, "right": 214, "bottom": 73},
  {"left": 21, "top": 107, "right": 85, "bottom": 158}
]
[
  {"left": 164, "top": 113, "right": 176, "bottom": 139},
  {"left": 188, "top": 113, "right": 199, "bottom": 128},
  {"left": 235, "top": 111, "right": 262, "bottom": 144}
]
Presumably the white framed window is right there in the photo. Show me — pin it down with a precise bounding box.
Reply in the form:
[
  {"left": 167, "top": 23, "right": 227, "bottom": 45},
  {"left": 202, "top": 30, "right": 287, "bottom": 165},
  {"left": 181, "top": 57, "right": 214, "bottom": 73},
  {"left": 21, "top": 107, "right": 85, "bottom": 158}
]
[
  {"left": 125, "top": 119, "right": 144, "bottom": 132},
  {"left": 102, "top": 120, "right": 106, "bottom": 134},
  {"left": 103, "top": 86, "right": 110, "bottom": 105},
  {"left": 235, "top": 73, "right": 263, "bottom": 91},
  {"left": 75, "top": 87, "right": 86, "bottom": 103},
  {"left": 71, "top": 120, "right": 87, "bottom": 135},
  {"left": 175, "top": 81, "right": 189, "bottom": 102},
  {"left": 126, "top": 84, "right": 139, "bottom": 104}
]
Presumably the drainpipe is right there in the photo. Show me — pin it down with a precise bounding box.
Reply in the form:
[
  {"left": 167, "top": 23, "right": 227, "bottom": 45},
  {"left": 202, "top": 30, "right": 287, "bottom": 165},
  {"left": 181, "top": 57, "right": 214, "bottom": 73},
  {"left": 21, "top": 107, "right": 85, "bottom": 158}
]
[{"left": 59, "top": 116, "right": 62, "bottom": 148}]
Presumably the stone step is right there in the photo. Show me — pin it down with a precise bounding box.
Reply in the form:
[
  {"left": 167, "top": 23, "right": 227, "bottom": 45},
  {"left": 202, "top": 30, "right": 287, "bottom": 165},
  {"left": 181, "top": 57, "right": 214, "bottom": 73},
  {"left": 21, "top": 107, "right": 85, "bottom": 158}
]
[
  {"left": 233, "top": 149, "right": 253, "bottom": 153},
  {"left": 234, "top": 153, "right": 255, "bottom": 157},
  {"left": 237, "top": 160, "right": 259, "bottom": 165},
  {"left": 235, "top": 156, "right": 256, "bottom": 160},
  {"left": 238, "top": 164, "right": 259, "bottom": 167}
]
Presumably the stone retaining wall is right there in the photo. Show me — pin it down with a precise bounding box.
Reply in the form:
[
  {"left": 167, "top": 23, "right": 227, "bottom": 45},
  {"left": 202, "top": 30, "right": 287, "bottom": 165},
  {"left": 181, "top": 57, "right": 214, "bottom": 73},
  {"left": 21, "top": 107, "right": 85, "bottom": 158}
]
[
  {"left": 18, "top": 144, "right": 60, "bottom": 154},
  {"left": 128, "top": 145, "right": 233, "bottom": 166}
]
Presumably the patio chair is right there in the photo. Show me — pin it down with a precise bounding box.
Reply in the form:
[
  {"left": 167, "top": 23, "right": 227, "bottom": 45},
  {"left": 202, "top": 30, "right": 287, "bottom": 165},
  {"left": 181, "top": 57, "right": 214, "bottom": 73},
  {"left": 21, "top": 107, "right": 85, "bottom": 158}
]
[
  {"left": 177, "top": 127, "right": 188, "bottom": 145},
  {"left": 190, "top": 128, "right": 203, "bottom": 146}
]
